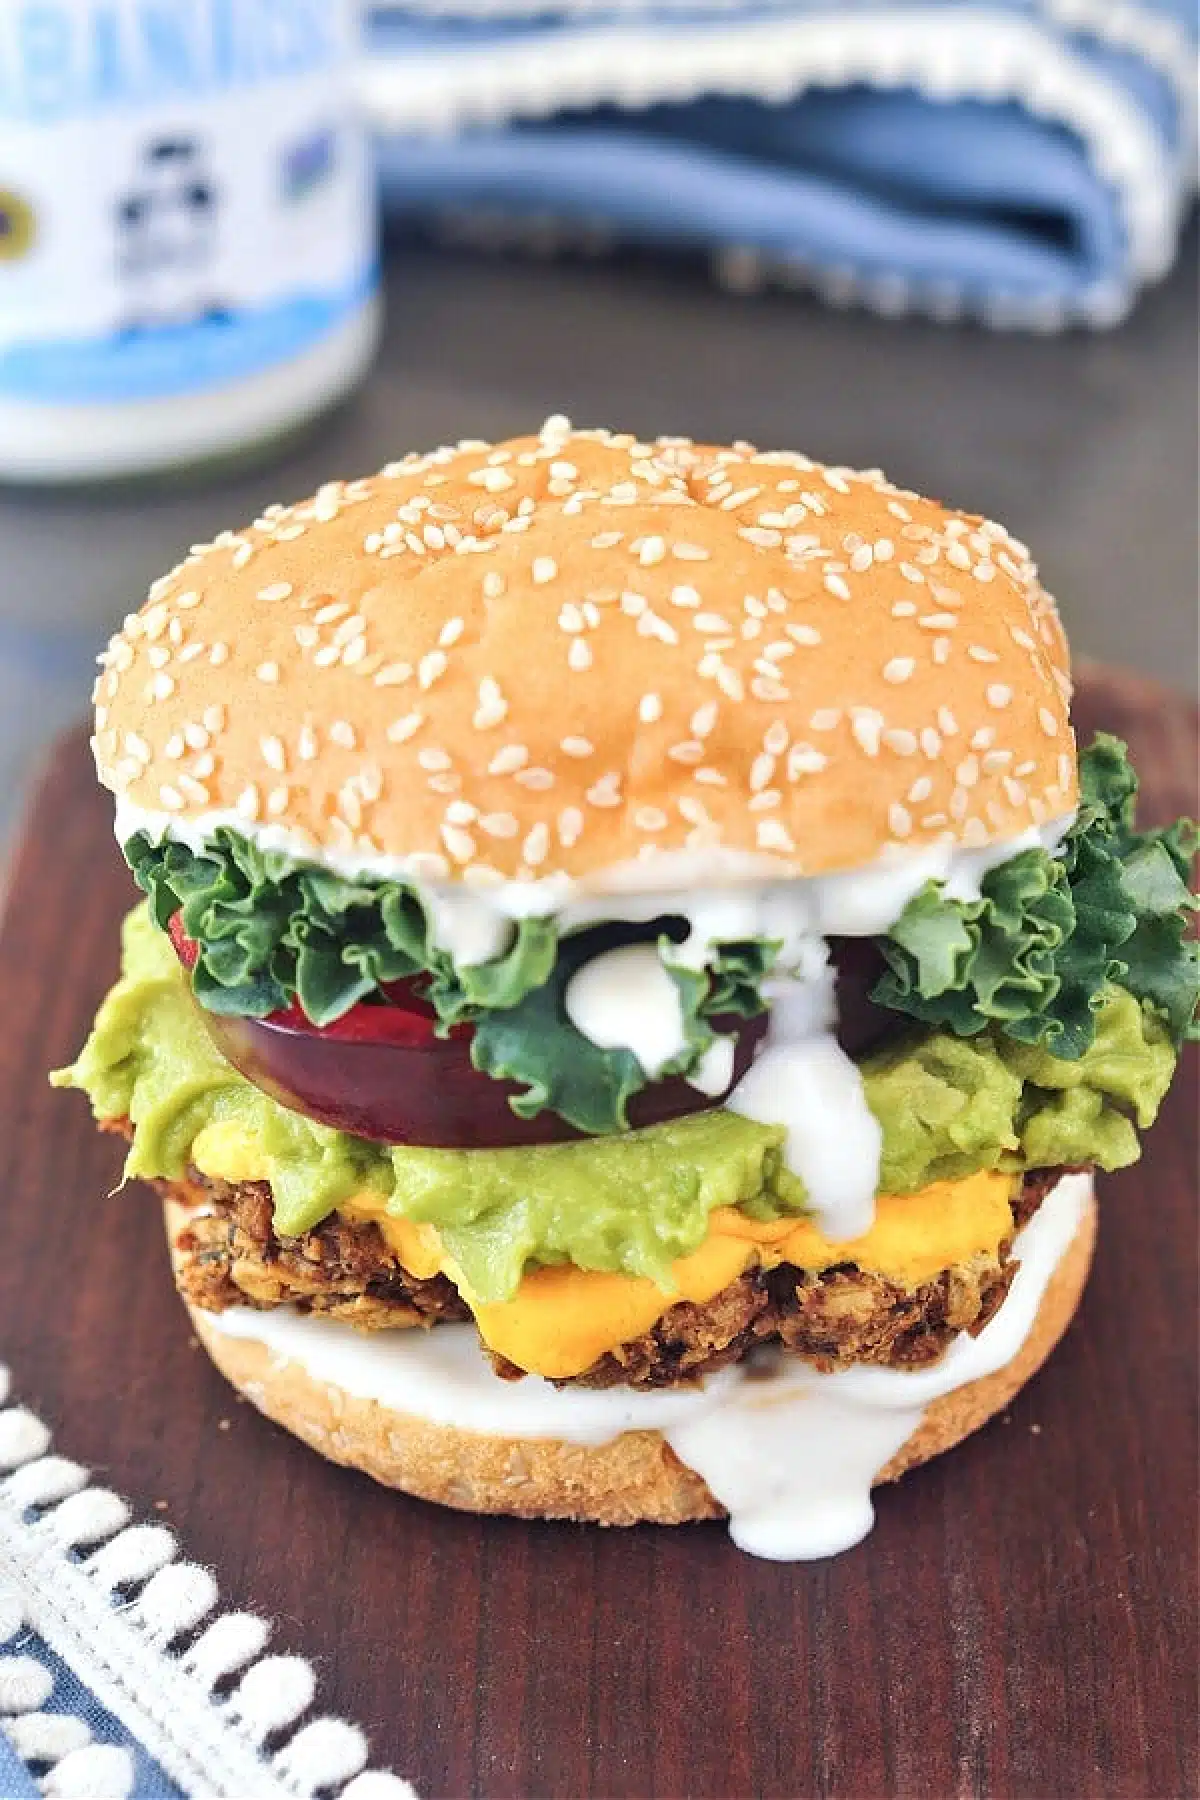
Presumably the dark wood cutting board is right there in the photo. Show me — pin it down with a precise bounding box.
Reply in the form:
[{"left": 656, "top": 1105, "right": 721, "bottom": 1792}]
[{"left": 1, "top": 664, "right": 1195, "bottom": 1800}]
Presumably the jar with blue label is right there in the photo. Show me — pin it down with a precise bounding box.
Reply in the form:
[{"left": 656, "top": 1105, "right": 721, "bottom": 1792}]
[{"left": 0, "top": 0, "right": 381, "bottom": 483}]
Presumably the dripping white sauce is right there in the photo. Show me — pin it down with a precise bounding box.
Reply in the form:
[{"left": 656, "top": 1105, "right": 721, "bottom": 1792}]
[
  {"left": 564, "top": 943, "right": 688, "bottom": 1081},
  {"left": 117, "top": 798, "right": 1073, "bottom": 1241},
  {"left": 204, "top": 1173, "right": 1091, "bottom": 1562}
]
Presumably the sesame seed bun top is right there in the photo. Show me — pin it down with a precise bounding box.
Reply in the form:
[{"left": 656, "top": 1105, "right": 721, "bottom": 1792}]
[{"left": 92, "top": 418, "right": 1077, "bottom": 887}]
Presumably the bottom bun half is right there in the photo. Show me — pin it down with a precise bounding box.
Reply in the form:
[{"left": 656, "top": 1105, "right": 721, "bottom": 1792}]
[{"left": 165, "top": 1189, "right": 1096, "bottom": 1529}]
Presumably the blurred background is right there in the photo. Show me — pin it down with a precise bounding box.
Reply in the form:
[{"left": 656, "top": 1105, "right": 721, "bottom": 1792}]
[{"left": 0, "top": 0, "right": 1196, "bottom": 844}]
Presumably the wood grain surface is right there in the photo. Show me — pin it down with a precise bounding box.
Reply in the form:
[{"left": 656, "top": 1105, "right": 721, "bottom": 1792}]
[{"left": 1, "top": 665, "right": 1195, "bottom": 1800}]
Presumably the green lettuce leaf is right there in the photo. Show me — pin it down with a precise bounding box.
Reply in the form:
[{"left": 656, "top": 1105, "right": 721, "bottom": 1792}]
[
  {"left": 873, "top": 735, "right": 1199, "bottom": 1058},
  {"left": 124, "top": 830, "right": 779, "bottom": 1134}
]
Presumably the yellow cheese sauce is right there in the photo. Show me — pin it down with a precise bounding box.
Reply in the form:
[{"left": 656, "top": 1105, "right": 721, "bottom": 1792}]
[{"left": 190, "top": 1120, "right": 1016, "bottom": 1381}]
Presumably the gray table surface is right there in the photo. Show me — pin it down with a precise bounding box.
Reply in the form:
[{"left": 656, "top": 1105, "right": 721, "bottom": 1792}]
[{"left": 1, "top": 232, "right": 1196, "bottom": 844}]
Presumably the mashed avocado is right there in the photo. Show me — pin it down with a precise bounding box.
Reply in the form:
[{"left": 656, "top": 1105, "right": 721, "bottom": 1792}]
[{"left": 53, "top": 906, "right": 1177, "bottom": 1303}]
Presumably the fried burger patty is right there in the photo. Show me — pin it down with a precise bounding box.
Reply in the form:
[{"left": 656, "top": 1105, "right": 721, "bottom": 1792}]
[{"left": 133, "top": 1118, "right": 1070, "bottom": 1387}]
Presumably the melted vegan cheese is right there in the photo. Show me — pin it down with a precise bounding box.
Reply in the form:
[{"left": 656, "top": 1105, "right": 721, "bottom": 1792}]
[{"left": 188, "top": 1121, "right": 1015, "bottom": 1381}]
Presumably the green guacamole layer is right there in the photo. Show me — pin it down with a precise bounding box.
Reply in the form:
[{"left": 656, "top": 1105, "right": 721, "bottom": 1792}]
[{"left": 53, "top": 906, "right": 1177, "bottom": 1303}]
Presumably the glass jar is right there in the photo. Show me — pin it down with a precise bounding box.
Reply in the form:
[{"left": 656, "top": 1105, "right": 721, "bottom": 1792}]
[{"left": 0, "top": 0, "right": 380, "bottom": 484}]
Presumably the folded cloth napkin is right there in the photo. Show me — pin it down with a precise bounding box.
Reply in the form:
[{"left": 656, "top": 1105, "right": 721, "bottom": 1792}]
[{"left": 364, "top": 0, "right": 1195, "bottom": 328}]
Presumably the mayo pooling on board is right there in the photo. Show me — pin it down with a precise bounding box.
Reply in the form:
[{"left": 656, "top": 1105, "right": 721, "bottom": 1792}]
[{"left": 0, "top": 0, "right": 380, "bottom": 483}]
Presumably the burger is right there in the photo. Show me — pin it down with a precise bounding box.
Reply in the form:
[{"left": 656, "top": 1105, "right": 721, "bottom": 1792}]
[{"left": 55, "top": 419, "right": 1198, "bottom": 1560}]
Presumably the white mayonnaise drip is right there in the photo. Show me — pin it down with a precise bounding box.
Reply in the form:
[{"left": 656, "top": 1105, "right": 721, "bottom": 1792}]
[
  {"left": 204, "top": 1173, "right": 1090, "bottom": 1562},
  {"left": 564, "top": 943, "right": 688, "bottom": 1081}
]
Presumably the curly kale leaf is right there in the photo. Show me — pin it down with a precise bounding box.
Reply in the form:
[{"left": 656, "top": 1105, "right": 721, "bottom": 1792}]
[
  {"left": 471, "top": 926, "right": 774, "bottom": 1135},
  {"left": 873, "top": 735, "right": 1199, "bottom": 1059},
  {"left": 124, "top": 828, "right": 557, "bottom": 1029},
  {"left": 123, "top": 830, "right": 780, "bottom": 1132}
]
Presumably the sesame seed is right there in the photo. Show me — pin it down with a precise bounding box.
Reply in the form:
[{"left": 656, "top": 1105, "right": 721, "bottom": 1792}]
[
  {"left": 810, "top": 708, "right": 841, "bottom": 732},
  {"left": 918, "top": 613, "right": 958, "bottom": 631},
  {"left": 907, "top": 776, "right": 933, "bottom": 803},
  {"left": 489, "top": 744, "right": 529, "bottom": 776},
  {"left": 883, "top": 657, "right": 915, "bottom": 684},
  {"left": 715, "top": 664, "right": 744, "bottom": 702},
  {"left": 313, "top": 646, "right": 340, "bottom": 668},
  {"left": 561, "top": 736, "right": 594, "bottom": 757},
  {"left": 587, "top": 773, "right": 623, "bottom": 808},
  {"left": 672, "top": 542, "right": 711, "bottom": 562},
  {"left": 1058, "top": 752, "right": 1073, "bottom": 790},
  {"left": 786, "top": 624, "right": 821, "bottom": 647},
  {"left": 787, "top": 744, "right": 827, "bottom": 777},
  {"left": 329, "top": 720, "right": 357, "bottom": 749},
  {"left": 474, "top": 679, "right": 508, "bottom": 730},
  {"left": 889, "top": 803, "right": 913, "bottom": 838},
  {"left": 419, "top": 650, "right": 448, "bottom": 689},
  {"left": 639, "top": 693, "right": 663, "bottom": 724},
  {"left": 257, "top": 582, "right": 292, "bottom": 603},
  {"left": 482, "top": 571, "right": 506, "bottom": 599},
  {"left": 640, "top": 612, "right": 679, "bottom": 646},
  {"left": 523, "top": 823, "right": 550, "bottom": 866},
  {"left": 236, "top": 784, "right": 260, "bottom": 821},
  {"left": 920, "top": 728, "right": 942, "bottom": 759},
  {"left": 442, "top": 825, "right": 476, "bottom": 864},
  {"left": 955, "top": 756, "right": 980, "bottom": 787},
  {"left": 694, "top": 768, "right": 727, "bottom": 787},
  {"left": 158, "top": 784, "right": 184, "bottom": 811},
  {"left": 937, "top": 707, "right": 960, "bottom": 737},
  {"left": 637, "top": 536, "right": 667, "bottom": 566},
  {"left": 568, "top": 638, "right": 593, "bottom": 672},
  {"left": 558, "top": 807, "right": 584, "bottom": 846},
  {"left": 256, "top": 662, "right": 279, "bottom": 684},
  {"left": 849, "top": 545, "right": 874, "bottom": 573},
  {"left": 294, "top": 625, "right": 319, "bottom": 650},
  {"left": 387, "top": 712, "right": 424, "bottom": 744},
  {"left": 439, "top": 617, "right": 465, "bottom": 648},
  {"left": 824, "top": 574, "right": 851, "bottom": 601},
  {"left": 1039, "top": 707, "right": 1060, "bottom": 737},
  {"left": 634, "top": 807, "right": 668, "bottom": 832},
  {"left": 480, "top": 811, "right": 519, "bottom": 839},
  {"left": 987, "top": 684, "right": 1014, "bottom": 709},
  {"left": 851, "top": 709, "right": 884, "bottom": 757},
  {"left": 532, "top": 557, "right": 558, "bottom": 585},
  {"left": 967, "top": 645, "right": 999, "bottom": 663},
  {"left": 883, "top": 728, "right": 918, "bottom": 757},
  {"left": 374, "top": 662, "right": 412, "bottom": 687},
  {"left": 418, "top": 748, "right": 452, "bottom": 772},
  {"left": 148, "top": 673, "right": 174, "bottom": 701},
  {"left": 445, "top": 800, "right": 477, "bottom": 826},
  {"left": 1010, "top": 627, "right": 1036, "bottom": 651},
  {"left": 164, "top": 734, "right": 184, "bottom": 760},
  {"left": 750, "top": 753, "right": 776, "bottom": 791},
  {"left": 515, "top": 767, "right": 554, "bottom": 791},
  {"left": 756, "top": 819, "right": 796, "bottom": 853},
  {"left": 591, "top": 532, "right": 624, "bottom": 550},
  {"left": 669, "top": 585, "right": 701, "bottom": 609},
  {"left": 932, "top": 638, "right": 951, "bottom": 664}
]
